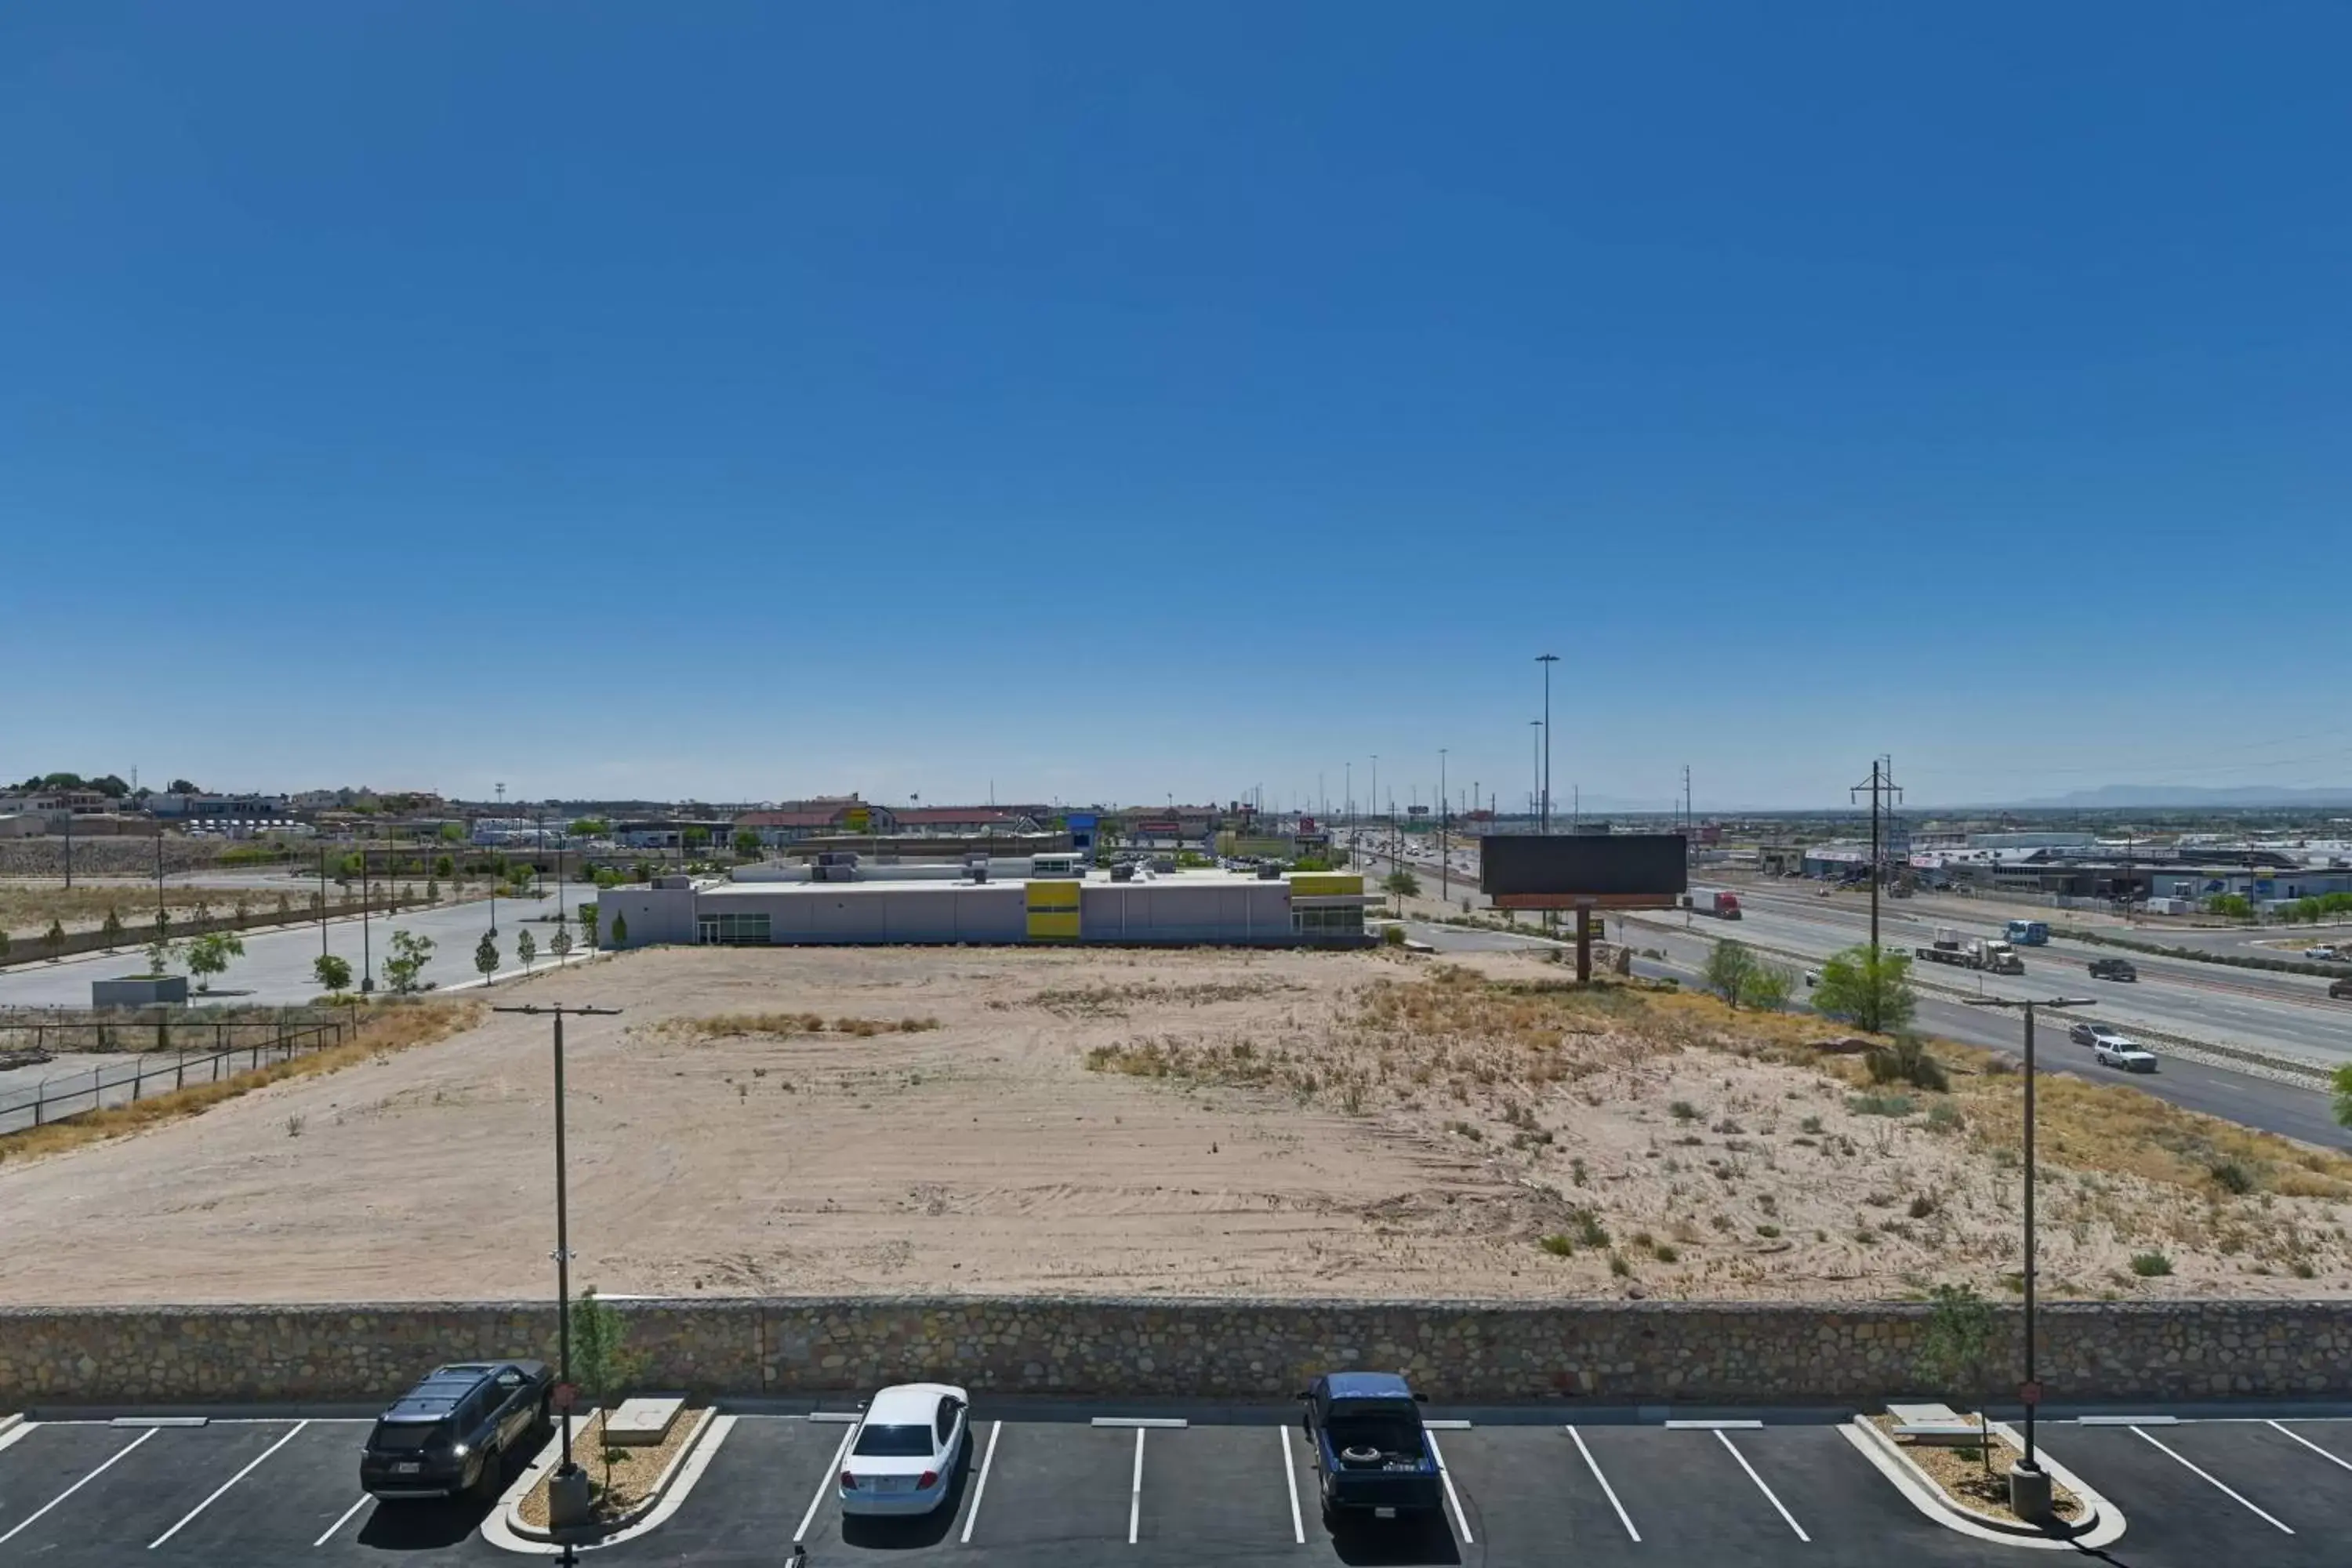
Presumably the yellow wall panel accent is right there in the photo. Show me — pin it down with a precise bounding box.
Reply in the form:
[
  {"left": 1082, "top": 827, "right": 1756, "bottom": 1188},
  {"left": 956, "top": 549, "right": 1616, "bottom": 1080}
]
[{"left": 1289, "top": 873, "right": 1363, "bottom": 897}]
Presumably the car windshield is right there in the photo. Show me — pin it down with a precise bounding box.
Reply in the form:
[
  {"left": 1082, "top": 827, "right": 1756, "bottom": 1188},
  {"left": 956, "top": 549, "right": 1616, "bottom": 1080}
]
[
  {"left": 370, "top": 1421, "right": 444, "bottom": 1453},
  {"left": 852, "top": 1423, "right": 935, "bottom": 1457}
]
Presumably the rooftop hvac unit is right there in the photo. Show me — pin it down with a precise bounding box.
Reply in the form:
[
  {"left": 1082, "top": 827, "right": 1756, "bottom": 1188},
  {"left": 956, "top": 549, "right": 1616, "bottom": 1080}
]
[
  {"left": 1256, "top": 862, "right": 1283, "bottom": 880},
  {"left": 1109, "top": 862, "right": 1134, "bottom": 882},
  {"left": 971, "top": 865, "right": 989, "bottom": 884}
]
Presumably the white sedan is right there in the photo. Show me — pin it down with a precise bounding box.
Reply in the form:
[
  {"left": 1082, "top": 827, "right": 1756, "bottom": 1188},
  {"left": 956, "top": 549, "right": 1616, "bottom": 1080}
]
[
  {"left": 2093, "top": 1039, "right": 2158, "bottom": 1073},
  {"left": 838, "top": 1383, "right": 969, "bottom": 1516}
]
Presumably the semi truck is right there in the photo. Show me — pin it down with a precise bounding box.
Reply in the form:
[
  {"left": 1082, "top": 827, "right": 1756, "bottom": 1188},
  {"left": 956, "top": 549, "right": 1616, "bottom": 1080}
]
[
  {"left": 1916, "top": 927, "right": 2025, "bottom": 975},
  {"left": 1683, "top": 889, "right": 1743, "bottom": 919}
]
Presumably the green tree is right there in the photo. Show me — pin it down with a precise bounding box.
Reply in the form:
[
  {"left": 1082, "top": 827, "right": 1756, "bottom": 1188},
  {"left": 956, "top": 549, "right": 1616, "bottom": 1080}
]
[
  {"left": 185, "top": 930, "right": 245, "bottom": 992},
  {"left": 550, "top": 923, "right": 574, "bottom": 961},
  {"left": 474, "top": 931, "right": 500, "bottom": 983},
  {"left": 339, "top": 851, "right": 365, "bottom": 877},
  {"left": 167, "top": 777, "right": 197, "bottom": 794},
  {"left": 2206, "top": 893, "right": 2254, "bottom": 919},
  {"left": 1381, "top": 869, "right": 1421, "bottom": 914},
  {"left": 1704, "top": 938, "right": 1759, "bottom": 1009},
  {"left": 424, "top": 875, "right": 441, "bottom": 902},
  {"left": 610, "top": 910, "right": 629, "bottom": 946},
  {"left": 383, "top": 929, "right": 435, "bottom": 993},
  {"left": 517, "top": 928, "right": 537, "bottom": 971},
  {"left": 144, "top": 933, "right": 174, "bottom": 975},
  {"left": 100, "top": 906, "right": 125, "bottom": 948},
  {"left": 439, "top": 821, "right": 465, "bottom": 843},
  {"left": 569, "top": 1288, "right": 646, "bottom": 1496},
  {"left": 1812, "top": 944, "right": 1917, "bottom": 1033},
  {"left": 314, "top": 953, "right": 353, "bottom": 993},
  {"left": 2333, "top": 1064, "right": 2352, "bottom": 1131},
  {"left": 1916, "top": 1283, "right": 1999, "bottom": 1472},
  {"left": 434, "top": 853, "right": 455, "bottom": 879},
  {"left": 579, "top": 902, "right": 600, "bottom": 947},
  {"left": 1744, "top": 959, "right": 1795, "bottom": 1013},
  {"left": 733, "top": 829, "right": 762, "bottom": 858},
  {"left": 570, "top": 818, "right": 610, "bottom": 838},
  {"left": 42, "top": 919, "right": 65, "bottom": 961}
]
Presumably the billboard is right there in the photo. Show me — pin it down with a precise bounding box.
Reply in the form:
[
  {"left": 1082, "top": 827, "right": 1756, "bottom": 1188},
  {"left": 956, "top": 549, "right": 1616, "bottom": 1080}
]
[{"left": 1480, "top": 833, "right": 1687, "bottom": 908}]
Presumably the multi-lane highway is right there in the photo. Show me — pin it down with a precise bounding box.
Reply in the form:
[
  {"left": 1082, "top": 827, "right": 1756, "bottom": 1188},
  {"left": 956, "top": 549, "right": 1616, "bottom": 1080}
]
[{"left": 1348, "top": 829, "right": 2352, "bottom": 1149}]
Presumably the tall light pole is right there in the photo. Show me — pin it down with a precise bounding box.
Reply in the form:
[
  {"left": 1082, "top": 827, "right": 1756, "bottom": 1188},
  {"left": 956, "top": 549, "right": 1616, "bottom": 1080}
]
[
  {"left": 1537, "top": 654, "right": 1559, "bottom": 833},
  {"left": 1964, "top": 993, "right": 2092, "bottom": 1525},
  {"left": 492, "top": 1001, "right": 622, "bottom": 1530}
]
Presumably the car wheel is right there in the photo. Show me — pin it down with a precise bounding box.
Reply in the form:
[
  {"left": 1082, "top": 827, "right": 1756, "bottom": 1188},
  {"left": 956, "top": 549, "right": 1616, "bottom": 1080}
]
[{"left": 471, "top": 1444, "right": 503, "bottom": 1500}]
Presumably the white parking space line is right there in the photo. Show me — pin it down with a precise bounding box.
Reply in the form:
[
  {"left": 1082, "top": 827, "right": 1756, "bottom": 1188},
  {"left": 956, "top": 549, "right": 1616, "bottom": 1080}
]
[
  {"left": 150, "top": 1419, "right": 310, "bottom": 1548},
  {"left": 312, "top": 1495, "right": 371, "bottom": 1548},
  {"left": 796, "top": 1421, "right": 857, "bottom": 1544},
  {"left": 1567, "top": 1426, "right": 1640, "bottom": 1542},
  {"left": 1424, "top": 1431, "right": 1474, "bottom": 1545},
  {"left": 0, "top": 1428, "right": 157, "bottom": 1547},
  {"left": 1279, "top": 1425, "right": 1304, "bottom": 1544},
  {"left": 2269, "top": 1420, "right": 2352, "bottom": 1475},
  {"left": 1127, "top": 1427, "right": 1145, "bottom": 1544},
  {"left": 2130, "top": 1426, "right": 2294, "bottom": 1534},
  {"left": 959, "top": 1420, "right": 1001, "bottom": 1545},
  {"left": 1715, "top": 1430, "right": 1809, "bottom": 1542}
]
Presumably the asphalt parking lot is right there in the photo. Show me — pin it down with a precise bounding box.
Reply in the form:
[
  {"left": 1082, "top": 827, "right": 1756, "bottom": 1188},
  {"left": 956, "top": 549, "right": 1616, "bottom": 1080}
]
[{"left": 5, "top": 1405, "right": 2352, "bottom": 1566}]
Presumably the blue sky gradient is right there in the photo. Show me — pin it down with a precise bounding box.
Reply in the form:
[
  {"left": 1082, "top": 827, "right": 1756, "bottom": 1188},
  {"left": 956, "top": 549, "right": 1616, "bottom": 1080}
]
[{"left": 5, "top": 3, "right": 2350, "bottom": 809}]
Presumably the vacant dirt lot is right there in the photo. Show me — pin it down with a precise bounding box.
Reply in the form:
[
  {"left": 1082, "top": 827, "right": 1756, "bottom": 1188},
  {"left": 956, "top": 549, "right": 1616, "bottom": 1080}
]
[{"left": 2, "top": 944, "right": 2349, "bottom": 1305}]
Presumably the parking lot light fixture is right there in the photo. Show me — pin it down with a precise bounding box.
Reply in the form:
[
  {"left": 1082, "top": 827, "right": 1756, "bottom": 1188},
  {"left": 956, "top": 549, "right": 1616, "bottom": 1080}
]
[
  {"left": 1964, "top": 993, "right": 2094, "bottom": 1518},
  {"left": 492, "top": 1001, "right": 622, "bottom": 1521}
]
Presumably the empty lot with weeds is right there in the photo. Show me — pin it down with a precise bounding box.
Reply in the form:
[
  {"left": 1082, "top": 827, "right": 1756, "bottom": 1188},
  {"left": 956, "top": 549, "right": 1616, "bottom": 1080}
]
[{"left": 1, "top": 942, "right": 2347, "bottom": 1305}]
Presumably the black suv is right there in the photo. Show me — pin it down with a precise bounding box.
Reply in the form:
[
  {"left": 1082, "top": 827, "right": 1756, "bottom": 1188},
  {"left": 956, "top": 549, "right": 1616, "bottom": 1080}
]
[
  {"left": 2088, "top": 957, "right": 2137, "bottom": 982},
  {"left": 360, "top": 1361, "right": 551, "bottom": 1501}
]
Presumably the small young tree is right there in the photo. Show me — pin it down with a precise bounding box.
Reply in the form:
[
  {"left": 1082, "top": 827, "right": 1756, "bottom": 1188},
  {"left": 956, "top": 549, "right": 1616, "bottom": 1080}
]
[
  {"left": 314, "top": 953, "right": 354, "bottom": 994},
  {"left": 517, "top": 928, "right": 537, "bottom": 971},
  {"left": 100, "top": 906, "right": 125, "bottom": 949},
  {"left": 610, "top": 911, "right": 628, "bottom": 946},
  {"left": 570, "top": 1288, "right": 646, "bottom": 1496},
  {"left": 1917, "top": 1283, "right": 1999, "bottom": 1473},
  {"left": 0, "top": 927, "right": 10, "bottom": 960},
  {"left": 144, "top": 934, "right": 176, "bottom": 976},
  {"left": 275, "top": 891, "right": 291, "bottom": 915},
  {"left": 434, "top": 853, "right": 456, "bottom": 880},
  {"left": 1744, "top": 960, "right": 1795, "bottom": 1013},
  {"left": 42, "top": 919, "right": 66, "bottom": 961},
  {"left": 1813, "top": 944, "right": 1918, "bottom": 1033},
  {"left": 474, "top": 931, "right": 500, "bottom": 983},
  {"left": 1704, "top": 939, "right": 1759, "bottom": 1009},
  {"left": 550, "top": 923, "right": 574, "bottom": 961},
  {"left": 579, "top": 902, "right": 600, "bottom": 948},
  {"left": 185, "top": 930, "right": 245, "bottom": 992},
  {"left": 424, "top": 875, "right": 440, "bottom": 902},
  {"left": 383, "top": 929, "right": 435, "bottom": 993},
  {"left": 733, "top": 829, "right": 762, "bottom": 859},
  {"left": 1381, "top": 869, "right": 1421, "bottom": 915}
]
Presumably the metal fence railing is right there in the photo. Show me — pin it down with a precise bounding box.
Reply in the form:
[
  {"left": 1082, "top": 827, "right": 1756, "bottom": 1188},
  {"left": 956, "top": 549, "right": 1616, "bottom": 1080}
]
[{"left": 0, "top": 1007, "right": 356, "bottom": 1135}]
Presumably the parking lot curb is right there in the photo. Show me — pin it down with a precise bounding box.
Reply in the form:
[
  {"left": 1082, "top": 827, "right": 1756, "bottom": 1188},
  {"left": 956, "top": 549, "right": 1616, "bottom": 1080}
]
[
  {"left": 0, "top": 1414, "right": 24, "bottom": 1443},
  {"left": 482, "top": 1407, "right": 728, "bottom": 1555},
  {"left": 1843, "top": 1417, "right": 2126, "bottom": 1551}
]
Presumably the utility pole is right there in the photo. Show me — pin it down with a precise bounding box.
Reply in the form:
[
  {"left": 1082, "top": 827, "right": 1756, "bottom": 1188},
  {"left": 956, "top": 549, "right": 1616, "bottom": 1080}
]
[
  {"left": 1849, "top": 758, "right": 1904, "bottom": 956},
  {"left": 1537, "top": 654, "right": 1559, "bottom": 832},
  {"left": 1439, "top": 749, "right": 1449, "bottom": 904},
  {"left": 1529, "top": 722, "right": 1542, "bottom": 833},
  {"left": 1963, "top": 993, "right": 2093, "bottom": 1525},
  {"left": 1682, "top": 764, "right": 1692, "bottom": 840}
]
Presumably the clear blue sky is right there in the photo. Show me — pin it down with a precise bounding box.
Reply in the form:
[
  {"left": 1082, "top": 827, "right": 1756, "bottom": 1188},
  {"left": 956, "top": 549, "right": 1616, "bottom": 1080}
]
[{"left": 5, "top": 3, "right": 2349, "bottom": 810}]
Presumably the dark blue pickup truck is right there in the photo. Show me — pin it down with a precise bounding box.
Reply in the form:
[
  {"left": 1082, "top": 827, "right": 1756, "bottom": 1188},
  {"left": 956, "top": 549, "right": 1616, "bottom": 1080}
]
[{"left": 1298, "top": 1371, "right": 1443, "bottom": 1521}]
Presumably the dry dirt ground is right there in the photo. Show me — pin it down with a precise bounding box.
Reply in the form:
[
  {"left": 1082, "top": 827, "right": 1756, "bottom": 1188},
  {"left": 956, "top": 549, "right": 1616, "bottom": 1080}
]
[{"left": 3, "top": 944, "right": 2350, "bottom": 1305}]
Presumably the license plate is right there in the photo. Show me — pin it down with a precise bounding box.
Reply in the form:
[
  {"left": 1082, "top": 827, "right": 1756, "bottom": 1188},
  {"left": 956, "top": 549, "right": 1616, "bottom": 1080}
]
[
  {"left": 1374, "top": 1507, "right": 1397, "bottom": 1519},
  {"left": 394, "top": 1462, "right": 421, "bottom": 1475},
  {"left": 869, "top": 1475, "right": 914, "bottom": 1492}
]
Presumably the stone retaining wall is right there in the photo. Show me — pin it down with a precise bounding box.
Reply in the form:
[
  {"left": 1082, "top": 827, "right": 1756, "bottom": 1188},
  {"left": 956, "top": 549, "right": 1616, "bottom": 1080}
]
[{"left": 3, "top": 1298, "right": 2347, "bottom": 1406}]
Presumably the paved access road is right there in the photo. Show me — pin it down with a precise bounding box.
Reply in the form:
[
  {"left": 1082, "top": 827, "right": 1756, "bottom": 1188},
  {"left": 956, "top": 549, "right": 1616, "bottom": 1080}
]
[
  {"left": 7, "top": 1403, "right": 2352, "bottom": 1568},
  {"left": 0, "top": 888, "right": 592, "bottom": 1009}
]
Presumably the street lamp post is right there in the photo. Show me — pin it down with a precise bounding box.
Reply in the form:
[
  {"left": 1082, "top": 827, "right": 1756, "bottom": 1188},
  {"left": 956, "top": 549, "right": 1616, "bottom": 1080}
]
[
  {"left": 1536, "top": 654, "right": 1559, "bottom": 833},
  {"left": 492, "top": 1001, "right": 622, "bottom": 1533},
  {"left": 1439, "top": 749, "right": 1449, "bottom": 905},
  {"left": 1964, "top": 993, "right": 2094, "bottom": 1525},
  {"left": 1529, "top": 721, "right": 1541, "bottom": 832}
]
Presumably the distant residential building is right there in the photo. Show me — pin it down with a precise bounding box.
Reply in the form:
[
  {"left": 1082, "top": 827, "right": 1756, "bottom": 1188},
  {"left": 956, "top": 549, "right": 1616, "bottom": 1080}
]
[
  {"left": 148, "top": 792, "right": 292, "bottom": 822},
  {"left": 736, "top": 797, "right": 888, "bottom": 845}
]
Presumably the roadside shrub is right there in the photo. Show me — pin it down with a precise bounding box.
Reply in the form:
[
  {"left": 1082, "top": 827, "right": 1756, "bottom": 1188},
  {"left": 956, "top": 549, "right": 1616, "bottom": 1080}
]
[
  {"left": 1867, "top": 1034, "right": 1949, "bottom": 1093},
  {"left": 1846, "top": 1093, "right": 1916, "bottom": 1118},
  {"left": 1669, "top": 1100, "right": 1701, "bottom": 1123},
  {"left": 2209, "top": 1160, "right": 2257, "bottom": 1196},
  {"left": 2129, "top": 1250, "right": 2174, "bottom": 1278},
  {"left": 1538, "top": 1233, "right": 1574, "bottom": 1258},
  {"left": 1608, "top": 1252, "right": 1632, "bottom": 1277},
  {"left": 1924, "top": 1100, "right": 1964, "bottom": 1134},
  {"left": 1568, "top": 1206, "right": 1610, "bottom": 1248},
  {"left": 1908, "top": 1194, "right": 1937, "bottom": 1219}
]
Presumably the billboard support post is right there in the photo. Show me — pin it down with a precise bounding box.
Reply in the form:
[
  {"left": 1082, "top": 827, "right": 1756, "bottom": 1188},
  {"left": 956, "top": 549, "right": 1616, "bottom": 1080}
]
[{"left": 1576, "top": 902, "right": 1595, "bottom": 983}]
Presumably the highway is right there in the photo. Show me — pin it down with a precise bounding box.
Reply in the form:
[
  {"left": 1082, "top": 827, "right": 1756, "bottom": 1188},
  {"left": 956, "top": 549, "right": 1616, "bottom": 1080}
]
[
  {"left": 0, "top": 886, "right": 590, "bottom": 1009},
  {"left": 1352, "top": 830, "right": 2352, "bottom": 1149}
]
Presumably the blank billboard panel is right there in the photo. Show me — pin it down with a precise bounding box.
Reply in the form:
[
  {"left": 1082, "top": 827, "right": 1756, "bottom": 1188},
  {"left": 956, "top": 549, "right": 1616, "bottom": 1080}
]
[{"left": 1480, "top": 834, "right": 1688, "bottom": 901}]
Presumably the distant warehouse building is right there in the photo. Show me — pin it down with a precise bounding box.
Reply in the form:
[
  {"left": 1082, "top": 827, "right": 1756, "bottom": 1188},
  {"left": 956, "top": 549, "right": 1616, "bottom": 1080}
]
[{"left": 597, "top": 866, "right": 1376, "bottom": 948}]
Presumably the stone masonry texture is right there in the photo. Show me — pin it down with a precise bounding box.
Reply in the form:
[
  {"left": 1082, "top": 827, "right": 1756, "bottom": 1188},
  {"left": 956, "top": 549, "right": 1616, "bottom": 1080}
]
[{"left": 2, "top": 1298, "right": 2347, "bottom": 1406}]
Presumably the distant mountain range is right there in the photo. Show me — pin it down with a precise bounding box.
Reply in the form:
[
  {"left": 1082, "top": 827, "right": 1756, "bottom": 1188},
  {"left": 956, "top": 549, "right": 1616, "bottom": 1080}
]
[{"left": 2000, "top": 785, "right": 2352, "bottom": 809}]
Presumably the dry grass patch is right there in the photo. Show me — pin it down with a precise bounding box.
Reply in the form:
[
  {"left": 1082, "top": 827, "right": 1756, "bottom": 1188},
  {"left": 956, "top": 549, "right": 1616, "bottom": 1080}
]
[
  {"left": 1014, "top": 978, "right": 1305, "bottom": 1018},
  {"left": 0, "top": 886, "right": 265, "bottom": 942},
  {"left": 0, "top": 1000, "right": 482, "bottom": 1164}
]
